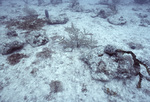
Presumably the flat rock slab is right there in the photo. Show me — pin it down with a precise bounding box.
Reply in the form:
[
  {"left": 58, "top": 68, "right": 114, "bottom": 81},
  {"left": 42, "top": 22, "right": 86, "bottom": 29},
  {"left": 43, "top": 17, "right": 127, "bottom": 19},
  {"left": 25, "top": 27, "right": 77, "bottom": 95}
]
[
  {"left": 107, "top": 16, "right": 127, "bottom": 25},
  {"left": 47, "top": 14, "right": 69, "bottom": 25},
  {"left": 25, "top": 32, "right": 49, "bottom": 47}
]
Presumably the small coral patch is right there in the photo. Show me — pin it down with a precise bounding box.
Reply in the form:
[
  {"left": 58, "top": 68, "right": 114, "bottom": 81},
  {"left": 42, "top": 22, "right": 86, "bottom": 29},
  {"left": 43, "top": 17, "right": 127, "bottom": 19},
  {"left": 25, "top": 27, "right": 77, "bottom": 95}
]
[
  {"left": 49, "top": 80, "right": 63, "bottom": 93},
  {"left": 7, "top": 53, "right": 28, "bottom": 65},
  {"left": 5, "top": 16, "right": 46, "bottom": 31}
]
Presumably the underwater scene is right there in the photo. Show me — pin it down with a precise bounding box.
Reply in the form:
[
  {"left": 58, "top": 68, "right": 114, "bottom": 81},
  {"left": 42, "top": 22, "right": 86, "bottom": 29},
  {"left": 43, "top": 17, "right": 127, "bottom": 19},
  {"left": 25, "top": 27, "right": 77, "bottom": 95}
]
[{"left": 0, "top": 0, "right": 150, "bottom": 102}]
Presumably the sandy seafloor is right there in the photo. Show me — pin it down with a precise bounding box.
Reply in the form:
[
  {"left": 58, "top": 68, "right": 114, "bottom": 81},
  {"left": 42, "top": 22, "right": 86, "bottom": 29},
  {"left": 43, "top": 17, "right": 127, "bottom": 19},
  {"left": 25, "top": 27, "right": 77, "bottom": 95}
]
[{"left": 0, "top": 0, "right": 150, "bottom": 102}]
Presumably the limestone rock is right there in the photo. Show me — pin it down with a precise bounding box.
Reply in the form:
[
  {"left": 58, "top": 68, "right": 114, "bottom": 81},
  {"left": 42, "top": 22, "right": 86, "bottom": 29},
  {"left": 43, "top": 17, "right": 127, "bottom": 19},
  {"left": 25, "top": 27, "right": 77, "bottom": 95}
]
[{"left": 1, "top": 41, "right": 24, "bottom": 55}]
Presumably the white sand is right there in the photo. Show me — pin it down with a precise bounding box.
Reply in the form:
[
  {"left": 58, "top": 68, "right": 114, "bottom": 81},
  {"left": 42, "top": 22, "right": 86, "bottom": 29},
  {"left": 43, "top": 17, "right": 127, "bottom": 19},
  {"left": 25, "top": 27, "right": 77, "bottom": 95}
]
[{"left": 0, "top": 0, "right": 150, "bottom": 102}]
